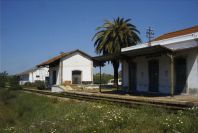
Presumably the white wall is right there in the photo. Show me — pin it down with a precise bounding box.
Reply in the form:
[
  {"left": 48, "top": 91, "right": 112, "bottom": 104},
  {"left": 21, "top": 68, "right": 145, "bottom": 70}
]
[
  {"left": 30, "top": 67, "right": 49, "bottom": 82},
  {"left": 61, "top": 53, "right": 93, "bottom": 83},
  {"left": 186, "top": 49, "right": 198, "bottom": 94},
  {"left": 49, "top": 52, "right": 93, "bottom": 85},
  {"left": 19, "top": 67, "right": 49, "bottom": 85},
  {"left": 172, "top": 48, "right": 198, "bottom": 94},
  {"left": 159, "top": 56, "right": 171, "bottom": 94},
  {"left": 122, "top": 60, "right": 129, "bottom": 88},
  {"left": 135, "top": 57, "right": 149, "bottom": 92}
]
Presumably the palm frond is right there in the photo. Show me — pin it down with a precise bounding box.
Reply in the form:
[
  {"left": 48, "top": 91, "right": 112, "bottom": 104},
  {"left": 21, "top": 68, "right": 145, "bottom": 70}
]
[{"left": 92, "top": 17, "right": 141, "bottom": 55}]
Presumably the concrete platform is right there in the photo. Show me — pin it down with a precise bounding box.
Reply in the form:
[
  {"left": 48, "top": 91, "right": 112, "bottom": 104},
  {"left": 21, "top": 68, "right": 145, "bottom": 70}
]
[
  {"left": 23, "top": 88, "right": 198, "bottom": 109},
  {"left": 65, "top": 90, "right": 198, "bottom": 107}
]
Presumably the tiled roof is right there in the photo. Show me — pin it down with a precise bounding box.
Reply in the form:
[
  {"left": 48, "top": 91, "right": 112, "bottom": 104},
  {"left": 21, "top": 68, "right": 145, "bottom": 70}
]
[
  {"left": 37, "top": 49, "right": 92, "bottom": 67},
  {"left": 152, "top": 26, "right": 198, "bottom": 42}
]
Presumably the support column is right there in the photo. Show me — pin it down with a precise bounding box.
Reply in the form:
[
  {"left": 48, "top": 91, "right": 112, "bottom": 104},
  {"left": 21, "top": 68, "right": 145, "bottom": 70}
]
[
  {"left": 60, "top": 61, "right": 63, "bottom": 84},
  {"left": 170, "top": 54, "right": 175, "bottom": 97}
]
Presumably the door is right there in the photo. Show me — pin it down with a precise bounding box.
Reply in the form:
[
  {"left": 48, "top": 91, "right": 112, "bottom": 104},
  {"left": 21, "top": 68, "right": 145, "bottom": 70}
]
[
  {"left": 175, "top": 58, "right": 187, "bottom": 94},
  {"left": 129, "top": 62, "right": 137, "bottom": 92},
  {"left": 72, "top": 70, "right": 82, "bottom": 84},
  {"left": 148, "top": 60, "right": 159, "bottom": 92},
  {"left": 52, "top": 70, "right": 56, "bottom": 85}
]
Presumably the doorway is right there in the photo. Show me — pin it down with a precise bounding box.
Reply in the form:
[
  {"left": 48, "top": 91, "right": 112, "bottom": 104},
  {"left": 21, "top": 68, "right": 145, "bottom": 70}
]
[
  {"left": 72, "top": 70, "right": 82, "bottom": 84},
  {"left": 148, "top": 59, "right": 159, "bottom": 92},
  {"left": 129, "top": 62, "right": 137, "bottom": 92},
  {"left": 175, "top": 58, "right": 187, "bottom": 94},
  {"left": 52, "top": 70, "right": 56, "bottom": 85}
]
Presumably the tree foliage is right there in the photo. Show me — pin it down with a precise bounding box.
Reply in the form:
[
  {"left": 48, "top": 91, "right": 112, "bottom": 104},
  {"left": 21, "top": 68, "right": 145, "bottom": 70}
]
[
  {"left": 93, "top": 17, "right": 141, "bottom": 87},
  {"left": 93, "top": 73, "right": 114, "bottom": 84},
  {"left": 93, "top": 17, "right": 141, "bottom": 55},
  {"left": 0, "top": 71, "right": 8, "bottom": 89},
  {"left": 0, "top": 71, "right": 21, "bottom": 90}
]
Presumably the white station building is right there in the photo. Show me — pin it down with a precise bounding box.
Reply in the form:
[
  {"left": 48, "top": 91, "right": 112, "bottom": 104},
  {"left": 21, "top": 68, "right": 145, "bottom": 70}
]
[
  {"left": 37, "top": 49, "right": 93, "bottom": 87},
  {"left": 17, "top": 67, "right": 49, "bottom": 85},
  {"left": 121, "top": 26, "right": 198, "bottom": 95}
]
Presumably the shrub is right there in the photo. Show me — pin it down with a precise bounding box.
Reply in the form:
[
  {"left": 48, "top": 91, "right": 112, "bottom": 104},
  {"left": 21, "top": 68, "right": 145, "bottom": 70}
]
[
  {"left": 0, "top": 72, "right": 22, "bottom": 90},
  {"left": 93, "top": 73, "right": 114, "bottom": 84},
  {"left": 24, "top": 82, "right": 34, "bottom": 87},
  {"left": 8, "top": 76, "right": 22, "bottom": 90},
  {"left": 35, "top": 81, "right": 46, "bottom": 90},
  {"left": 23, "top": 81, "right": 46, "bottom": 90},
  {"left": 0, "top": 71, "right": 8, "bottom": 89}
]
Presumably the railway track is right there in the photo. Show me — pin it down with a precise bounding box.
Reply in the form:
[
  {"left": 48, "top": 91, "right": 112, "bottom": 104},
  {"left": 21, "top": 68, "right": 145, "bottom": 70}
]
[{"left": 22, "top": 88, "right": 196, "bottom": 110}]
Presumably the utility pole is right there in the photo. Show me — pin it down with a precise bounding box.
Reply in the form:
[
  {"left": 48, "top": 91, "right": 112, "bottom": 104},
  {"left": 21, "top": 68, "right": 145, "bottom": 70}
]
[{"left": 146, "top": 27, "right": 154, "bottom": 46}]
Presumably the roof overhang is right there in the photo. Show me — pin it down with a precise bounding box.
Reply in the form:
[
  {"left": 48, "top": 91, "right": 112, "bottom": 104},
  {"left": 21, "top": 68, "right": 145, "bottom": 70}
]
[
  {"left": 92, "top": 54, "right": 121, "bottom": 67},
  {"left": 122, "top": 45, "right": 173, "bottom": 58},
  {"left": 92, "top": 54, "right": 120, "bottom": 62},
  {"left": 92, "top": 45, "right": 173, "bottom": 66}
]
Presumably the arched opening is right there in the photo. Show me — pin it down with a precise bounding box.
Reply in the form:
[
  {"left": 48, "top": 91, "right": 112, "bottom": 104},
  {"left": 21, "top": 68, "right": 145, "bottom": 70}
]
[{"left": 72, "top": 70, "right": 82, "bottom": 84}]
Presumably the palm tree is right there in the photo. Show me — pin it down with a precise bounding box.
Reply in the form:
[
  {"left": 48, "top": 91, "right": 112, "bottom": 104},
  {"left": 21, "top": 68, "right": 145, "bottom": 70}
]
[{"left": 93, "top": 17, "right": 141, "bottom": 90}]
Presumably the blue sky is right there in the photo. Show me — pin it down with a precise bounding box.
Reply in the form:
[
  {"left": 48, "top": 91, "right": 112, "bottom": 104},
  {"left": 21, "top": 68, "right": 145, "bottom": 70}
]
[{"left": 1, "top": 0, "right": 198, "bottom": 75}]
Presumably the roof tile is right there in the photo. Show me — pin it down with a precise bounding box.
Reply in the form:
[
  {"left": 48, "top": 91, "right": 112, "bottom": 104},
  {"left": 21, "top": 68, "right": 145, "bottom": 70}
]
[
  {"left": 37, "top": 49, "right": 92, "bottom": 67},
  {"left": 152, "top": 26, "right": 198, "bottom": 42}
]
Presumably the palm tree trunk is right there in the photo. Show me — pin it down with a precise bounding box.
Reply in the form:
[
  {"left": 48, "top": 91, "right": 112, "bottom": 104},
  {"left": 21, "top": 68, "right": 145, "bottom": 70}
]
[{"left": 112, "top": 60, "right": 119, "bottom": 91}]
